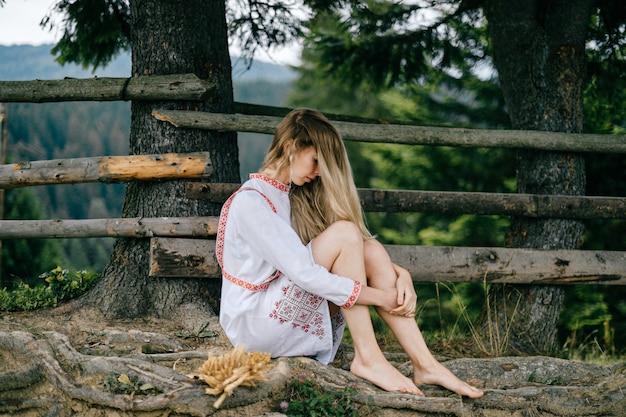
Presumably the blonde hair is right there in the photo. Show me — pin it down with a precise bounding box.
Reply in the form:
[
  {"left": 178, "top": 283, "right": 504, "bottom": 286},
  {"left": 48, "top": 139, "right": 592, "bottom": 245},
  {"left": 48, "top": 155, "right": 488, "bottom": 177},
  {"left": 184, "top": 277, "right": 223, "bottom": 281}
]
[{"left": 261, "top": 108, "right": 371, "bottom": 244}]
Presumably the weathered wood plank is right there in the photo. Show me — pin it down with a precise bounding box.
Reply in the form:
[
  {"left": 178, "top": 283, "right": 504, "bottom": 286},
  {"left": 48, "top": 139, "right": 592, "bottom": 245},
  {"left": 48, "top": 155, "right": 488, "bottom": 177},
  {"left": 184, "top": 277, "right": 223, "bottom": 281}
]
[
  {"left": 152, "top": 110, "right": 626, "bottom": 153},
  {"left": 0, "top": 152, "right": 213, "bottom": 189},
  {"left": 150, "top": 237, "right": 221, "bottom": 278},
  {"left": 0, "top": 217, "right": 219, "bottom": 239},
  {"left": 185, "top": 183, "right": 626, "bottom": 219},
  {"left": 185, "top": 182, "right": 240, "bottom": 203},
  {"left": 0, "top": 74, "right": 214, "bottom": 102},
  {"left": 391, "top": 245, "right": 626, "bottom": 285},
  {"left": 148, "top": 238, "right": 626, "bottom": 284}
]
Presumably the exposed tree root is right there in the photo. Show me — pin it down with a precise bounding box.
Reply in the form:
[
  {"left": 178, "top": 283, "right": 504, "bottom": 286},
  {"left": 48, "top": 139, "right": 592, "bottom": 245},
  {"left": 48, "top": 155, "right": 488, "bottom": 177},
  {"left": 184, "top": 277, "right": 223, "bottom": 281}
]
[
  {"left": 0, "top": 329, "right": 624, "bottom": 417},
  {"left": 0, "top": 330, "right": 288, "bottom": 416}
]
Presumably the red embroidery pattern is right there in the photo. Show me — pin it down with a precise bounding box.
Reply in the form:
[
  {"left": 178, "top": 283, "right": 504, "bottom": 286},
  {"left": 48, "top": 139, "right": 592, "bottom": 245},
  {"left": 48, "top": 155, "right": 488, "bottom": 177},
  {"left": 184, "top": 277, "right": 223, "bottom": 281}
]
[
  {"left": 340, "top": 281, "right": 362, "bottom": 308},
  {"left": 270, "top": 282, "right": 326, "bottom": 340},
  {"left": 250, "top": 173, "right": 290, "bottom": 193},
  {"left": 223, "top": 270, "right": 270, "bottom": 292},
  {"left": 216, "top": 182, "right": 282, "bottom": 292}
]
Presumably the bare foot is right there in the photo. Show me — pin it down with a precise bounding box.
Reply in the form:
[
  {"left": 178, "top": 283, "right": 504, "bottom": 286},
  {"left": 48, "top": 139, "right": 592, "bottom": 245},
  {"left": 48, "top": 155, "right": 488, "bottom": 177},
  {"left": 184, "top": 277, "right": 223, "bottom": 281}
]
[
  {"left": 413, "top": 362, "right": 484, "bottom": 399},
  {"left": 351, "top": 357, "right": 424, "bottom": 396}
]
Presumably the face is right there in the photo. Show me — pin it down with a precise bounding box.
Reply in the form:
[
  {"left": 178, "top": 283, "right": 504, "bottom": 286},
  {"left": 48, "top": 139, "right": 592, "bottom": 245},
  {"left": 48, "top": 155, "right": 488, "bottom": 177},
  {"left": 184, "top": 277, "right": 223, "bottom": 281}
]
[{"left": 290, "top": 146, "right": 320, "bottom": 186}]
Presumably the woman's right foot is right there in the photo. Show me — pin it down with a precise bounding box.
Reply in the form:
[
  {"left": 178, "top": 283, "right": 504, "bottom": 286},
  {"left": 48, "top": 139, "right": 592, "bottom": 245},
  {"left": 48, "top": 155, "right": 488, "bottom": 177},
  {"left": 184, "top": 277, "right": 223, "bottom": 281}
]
[
  {"left": 350, "top": 357, "right": 424, "bottom": 395},
  {"left": 413, "top": 362, "right": 484, "bottom": 399}
]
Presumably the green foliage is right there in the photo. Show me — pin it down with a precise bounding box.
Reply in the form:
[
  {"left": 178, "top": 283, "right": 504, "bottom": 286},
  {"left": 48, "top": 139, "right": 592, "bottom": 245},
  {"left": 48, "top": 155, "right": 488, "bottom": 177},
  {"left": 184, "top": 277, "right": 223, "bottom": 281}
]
[
  {"left": 99, "top": 372, "right": 162, "bottom": 396},
  {"left": 280, "top": 373, "right": 379, "bottom": 417},
  {"left": 300, "top": 1, "right": 491, "bottom": 91},
  {"left": 227, "top": 1, "right": 302, "bottom": 65},
  {"left": 44, "top": 0, "right": 131, "bottom": 70},
  {"left": 233, "top": 79, "right": 294, "bottom": 179},
  {"left": 0, "top": 281, "right": 57, "bottom": 311},
  {"left": 40, "top": 266, "right": 99, "bottom": 301},
  {"left": 0, "top": 267, "right": 99, "bottom": 312},
  {"left": 558, "top": 285, "right": 626, "bottom": 360}
]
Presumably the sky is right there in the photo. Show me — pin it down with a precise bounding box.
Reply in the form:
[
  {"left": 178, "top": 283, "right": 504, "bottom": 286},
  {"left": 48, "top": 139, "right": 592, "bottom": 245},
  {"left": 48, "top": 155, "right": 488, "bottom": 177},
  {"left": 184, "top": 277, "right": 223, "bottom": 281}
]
[{"left": 0, "top": 0, "right": 302, "bottom": 65}]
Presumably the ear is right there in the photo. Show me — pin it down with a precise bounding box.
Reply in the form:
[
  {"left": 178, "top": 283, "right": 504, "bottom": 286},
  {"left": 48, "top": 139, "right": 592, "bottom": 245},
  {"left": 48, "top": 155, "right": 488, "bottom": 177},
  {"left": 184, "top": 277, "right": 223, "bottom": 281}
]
[
  {"left": 282, "top": 139, "right": 294, "bottom": 155},
  {"left": 283, "top": 140, "right": 297, "bottom": 165}
]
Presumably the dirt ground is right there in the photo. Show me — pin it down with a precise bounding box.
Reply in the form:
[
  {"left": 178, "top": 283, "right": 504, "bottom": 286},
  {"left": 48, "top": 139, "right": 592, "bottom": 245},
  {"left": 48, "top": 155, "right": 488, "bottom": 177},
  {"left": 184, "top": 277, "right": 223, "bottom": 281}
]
[{"left": 1, "top": 304, "right": 213, "bottom": 344}]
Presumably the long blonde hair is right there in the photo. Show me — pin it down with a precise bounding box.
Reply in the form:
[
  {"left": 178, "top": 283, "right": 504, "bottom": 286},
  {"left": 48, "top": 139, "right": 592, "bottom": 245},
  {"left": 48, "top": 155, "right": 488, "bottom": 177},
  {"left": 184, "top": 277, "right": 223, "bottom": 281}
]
[{"left": 261, "top": 108, "right": 371, "bottom": 244}]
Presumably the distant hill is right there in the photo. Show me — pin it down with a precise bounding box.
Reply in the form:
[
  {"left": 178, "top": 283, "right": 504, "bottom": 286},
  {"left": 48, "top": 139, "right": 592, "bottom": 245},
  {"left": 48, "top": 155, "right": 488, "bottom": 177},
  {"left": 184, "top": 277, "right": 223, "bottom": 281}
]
[{"left": 0, "top": 44, "right": 297, "bottom": 82}]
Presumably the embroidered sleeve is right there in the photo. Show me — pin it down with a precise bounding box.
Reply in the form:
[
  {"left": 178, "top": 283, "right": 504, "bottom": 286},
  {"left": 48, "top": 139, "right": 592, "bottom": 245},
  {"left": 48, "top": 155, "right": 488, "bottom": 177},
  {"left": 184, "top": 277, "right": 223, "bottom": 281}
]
[{"left": 339, "top": 281, "right": 362, "bottom": 309}]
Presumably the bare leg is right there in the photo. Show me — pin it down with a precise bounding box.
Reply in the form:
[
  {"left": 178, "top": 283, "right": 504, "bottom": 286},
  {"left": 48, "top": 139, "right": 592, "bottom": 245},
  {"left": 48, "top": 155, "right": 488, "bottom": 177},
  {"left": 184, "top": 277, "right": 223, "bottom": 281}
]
[
  {"left": 363, "top": 239, "right": 484, "bottom": 399},
  {"left": 311, "top": 221, "right": 422, "bottom": 394}
]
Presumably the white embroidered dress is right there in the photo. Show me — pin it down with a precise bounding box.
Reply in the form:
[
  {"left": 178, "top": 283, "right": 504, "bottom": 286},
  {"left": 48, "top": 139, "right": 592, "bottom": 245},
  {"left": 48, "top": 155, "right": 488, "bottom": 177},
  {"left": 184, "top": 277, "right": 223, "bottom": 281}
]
[{"left": 217, "top": 173, "right": 361, "bottom": 364}]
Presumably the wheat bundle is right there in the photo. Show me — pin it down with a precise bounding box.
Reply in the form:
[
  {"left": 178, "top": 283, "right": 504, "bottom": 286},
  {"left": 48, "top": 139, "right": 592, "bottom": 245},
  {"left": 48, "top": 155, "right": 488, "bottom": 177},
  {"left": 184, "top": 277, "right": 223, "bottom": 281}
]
[{"left": 196, "top": 345, "right": 273, "bottom": 408}]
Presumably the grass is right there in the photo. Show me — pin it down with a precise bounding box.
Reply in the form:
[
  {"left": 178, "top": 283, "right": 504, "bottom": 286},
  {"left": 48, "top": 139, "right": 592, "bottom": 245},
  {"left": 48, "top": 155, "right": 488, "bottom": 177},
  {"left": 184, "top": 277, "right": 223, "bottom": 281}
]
[{"left": 279, "top": 372, "right": 380, "bottom": 416}]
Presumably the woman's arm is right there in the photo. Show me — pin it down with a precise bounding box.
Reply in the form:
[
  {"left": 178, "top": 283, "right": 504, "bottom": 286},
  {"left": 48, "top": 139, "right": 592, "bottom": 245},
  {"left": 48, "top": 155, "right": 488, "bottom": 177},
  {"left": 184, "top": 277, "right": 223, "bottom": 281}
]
[{"left": 355, "top": 285, "right": 399, "bottom": 312}]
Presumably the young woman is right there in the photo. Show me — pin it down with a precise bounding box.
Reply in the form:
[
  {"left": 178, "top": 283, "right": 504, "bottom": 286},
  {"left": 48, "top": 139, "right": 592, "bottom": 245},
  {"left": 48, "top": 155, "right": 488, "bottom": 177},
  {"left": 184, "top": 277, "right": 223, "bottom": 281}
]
[{"left": 218, "top": 108, "right": 483, "bottom": 398}]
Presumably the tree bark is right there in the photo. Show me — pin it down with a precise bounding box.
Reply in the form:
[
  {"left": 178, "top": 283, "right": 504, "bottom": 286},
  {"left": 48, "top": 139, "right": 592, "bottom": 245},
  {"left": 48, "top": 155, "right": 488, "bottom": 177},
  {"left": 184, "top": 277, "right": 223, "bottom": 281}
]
[
  {"left": 84, "top": 0, "right": 237, "bottom": 328},
  {"left": 484, "top": 0, "right": 593, "bottom": 354}
]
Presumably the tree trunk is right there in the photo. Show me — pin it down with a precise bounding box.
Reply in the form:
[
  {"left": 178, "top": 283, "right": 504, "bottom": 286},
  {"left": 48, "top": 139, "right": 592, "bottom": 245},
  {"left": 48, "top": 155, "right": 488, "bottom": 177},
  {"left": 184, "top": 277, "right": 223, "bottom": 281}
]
[
  {"left": 84, "top": 0, "right": 238, "bottom": 328},
  {"left": 483, "top": 0, "right": 593, "bottom": 354}
]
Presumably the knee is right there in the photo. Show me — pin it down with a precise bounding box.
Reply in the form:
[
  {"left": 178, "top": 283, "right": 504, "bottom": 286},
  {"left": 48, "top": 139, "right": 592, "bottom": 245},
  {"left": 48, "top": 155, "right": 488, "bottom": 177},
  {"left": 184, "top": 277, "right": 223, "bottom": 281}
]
[
  {"left": 328, "top": 220, "right": 363, "bottom": 246},
  {"left": 364, "top": 238, "right": 392, "bottom": 265}
]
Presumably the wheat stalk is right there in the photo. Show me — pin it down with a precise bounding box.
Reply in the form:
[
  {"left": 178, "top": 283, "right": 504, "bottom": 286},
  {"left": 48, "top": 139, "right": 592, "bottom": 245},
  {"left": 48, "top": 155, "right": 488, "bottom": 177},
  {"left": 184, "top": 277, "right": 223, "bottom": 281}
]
[{"left": 195, "top": 345, "right": 273, "bottom": 408}]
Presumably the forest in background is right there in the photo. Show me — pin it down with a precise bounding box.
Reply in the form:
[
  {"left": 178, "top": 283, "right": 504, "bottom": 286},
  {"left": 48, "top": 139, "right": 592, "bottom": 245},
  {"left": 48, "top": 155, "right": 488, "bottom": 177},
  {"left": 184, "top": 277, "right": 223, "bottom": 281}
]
[{"left": 1, "top": 43, "right": 625, "bottom": 358}]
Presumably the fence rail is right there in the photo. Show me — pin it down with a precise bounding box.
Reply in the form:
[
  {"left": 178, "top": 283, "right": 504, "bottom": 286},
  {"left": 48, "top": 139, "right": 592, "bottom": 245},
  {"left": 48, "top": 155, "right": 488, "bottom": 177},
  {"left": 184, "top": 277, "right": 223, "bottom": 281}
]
[
  {"left": 149, "top": 237, "right": 626, "bottom": 284},
  {"left": 0, "top": 153, "right": 212, "bottom": 189},
  {"left": 152, "top": 109, "right": 626, "bottom": 153},
  {"left": 0, "top": 74, "right": 213, "bottom": 102},
  {"left": 186, "top": 182, "right": 626, "bottom": 219}
]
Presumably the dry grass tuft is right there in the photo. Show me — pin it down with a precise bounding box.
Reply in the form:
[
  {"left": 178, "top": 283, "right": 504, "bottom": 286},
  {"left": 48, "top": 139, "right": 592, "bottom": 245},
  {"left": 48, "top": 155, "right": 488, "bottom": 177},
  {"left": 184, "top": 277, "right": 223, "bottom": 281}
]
[{"left": 196, "top": 345, "right": 274, "bottom": 408}]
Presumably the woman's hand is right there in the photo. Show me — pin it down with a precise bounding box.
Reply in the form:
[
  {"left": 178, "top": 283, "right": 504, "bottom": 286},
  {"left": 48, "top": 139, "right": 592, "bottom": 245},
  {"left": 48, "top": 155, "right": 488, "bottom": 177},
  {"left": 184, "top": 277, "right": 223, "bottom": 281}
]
[{"left": 389, "top": 263, "right": 418, "bottom": 317}]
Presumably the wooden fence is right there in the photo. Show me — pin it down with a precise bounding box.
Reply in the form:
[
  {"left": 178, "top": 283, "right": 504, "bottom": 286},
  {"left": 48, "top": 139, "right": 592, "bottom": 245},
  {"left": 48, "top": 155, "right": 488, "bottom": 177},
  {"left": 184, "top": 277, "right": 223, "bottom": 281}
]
[{"left": 0, "top": 74, "right": 625, "bottom": 285}]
